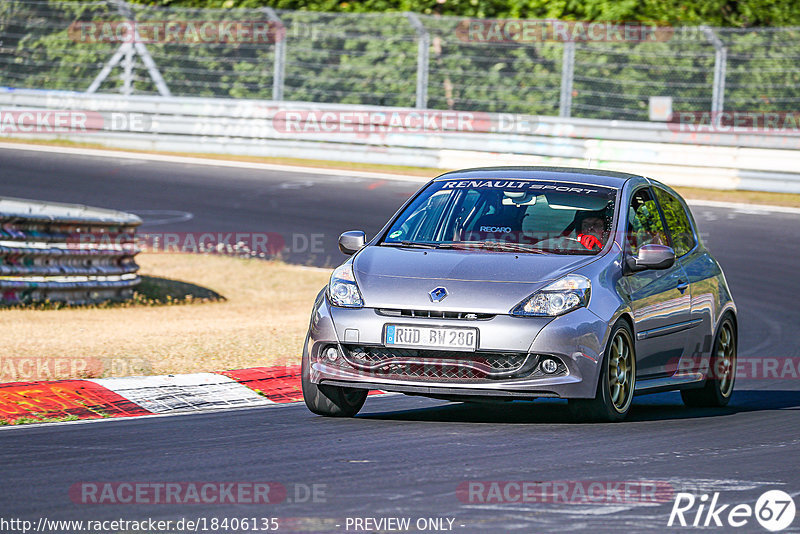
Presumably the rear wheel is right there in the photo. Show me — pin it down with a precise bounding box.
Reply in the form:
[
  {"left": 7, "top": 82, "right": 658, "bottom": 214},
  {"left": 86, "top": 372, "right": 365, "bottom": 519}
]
[
  {"left": 681, "top": 317, "right": 736, "bottom": 407},
  {"left": 569, "top": 321, "right": 636, "bottom": 423},
  {"left": 301, "top": 345, "right": 367, "bottom": 417}
]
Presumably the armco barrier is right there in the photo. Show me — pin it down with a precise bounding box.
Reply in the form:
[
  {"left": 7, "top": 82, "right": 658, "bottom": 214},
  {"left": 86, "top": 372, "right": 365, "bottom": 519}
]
[
  {"left": 0, "top": 196, "right": 141, "bottom": 305},
  {"left": 2, "top": 88, "right": 800, "bottom": 193}
]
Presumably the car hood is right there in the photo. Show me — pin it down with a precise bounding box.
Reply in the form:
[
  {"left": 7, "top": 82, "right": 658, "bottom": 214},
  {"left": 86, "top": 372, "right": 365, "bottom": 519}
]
[{"left": 353, "top": 245, "right": 595, "bottom": 313}]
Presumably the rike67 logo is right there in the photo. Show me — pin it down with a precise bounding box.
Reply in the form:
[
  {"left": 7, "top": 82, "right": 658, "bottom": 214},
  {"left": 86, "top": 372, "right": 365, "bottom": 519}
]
[{"left": 668, "top": 490, "right": 796, "bottom": 531}]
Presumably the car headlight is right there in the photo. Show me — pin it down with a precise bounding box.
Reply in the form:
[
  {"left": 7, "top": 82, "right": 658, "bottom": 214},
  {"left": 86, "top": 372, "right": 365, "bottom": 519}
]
[
  {"left": 511, "top": 274, "right": 591, "bottom": 317},
  {"left": 328, "top": 262, "right": 364, "bottom": 308}
]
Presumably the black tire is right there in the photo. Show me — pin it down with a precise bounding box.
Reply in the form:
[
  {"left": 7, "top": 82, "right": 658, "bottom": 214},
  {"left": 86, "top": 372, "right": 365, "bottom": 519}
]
[
  {"left": 681, "top": 317, "right": 736, "bottom": 408},
  {"left": 569, "top": 321, "right": 636, "bottom": 423},
  {"left": 301, "top": 344, "right": 367, "bottom": 417}
]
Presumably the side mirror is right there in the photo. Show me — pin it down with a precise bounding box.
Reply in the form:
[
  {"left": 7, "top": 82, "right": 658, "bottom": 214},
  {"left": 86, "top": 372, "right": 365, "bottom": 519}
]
[
  {"left": 626, "top": 244, "right": 675, "bottom": 272},
  {"left": 338, "top": 230, "right": 366, "bottom": 255}
]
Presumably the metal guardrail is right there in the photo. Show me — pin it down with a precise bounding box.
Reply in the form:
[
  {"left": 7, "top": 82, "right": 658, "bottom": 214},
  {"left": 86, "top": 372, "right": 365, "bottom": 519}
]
[
  {"left": 0, "top": 196, "right": 141, "bottom": 305},
  {"left": 4, "top": 87, "right": 800, "bottom": 150},
  {"left": 2, "top": 88, "right": 800, "bottom": 194}
]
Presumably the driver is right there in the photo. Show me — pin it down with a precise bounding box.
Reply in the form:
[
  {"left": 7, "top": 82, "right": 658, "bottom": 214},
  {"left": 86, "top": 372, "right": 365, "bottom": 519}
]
[{"left": 576, "top": 212, "right": 608, "bottom": 251}]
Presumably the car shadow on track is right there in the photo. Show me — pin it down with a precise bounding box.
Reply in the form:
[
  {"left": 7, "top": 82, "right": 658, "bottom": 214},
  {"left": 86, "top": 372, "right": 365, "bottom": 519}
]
[{"left": 358, "top": 389, "right": 800, "bottom": 424}]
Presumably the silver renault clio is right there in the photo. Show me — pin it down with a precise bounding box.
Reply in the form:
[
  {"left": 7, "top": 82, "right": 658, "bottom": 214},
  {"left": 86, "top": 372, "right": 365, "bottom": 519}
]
[{"left": 302, "top": 167, "right": 737, "bottom": 422}]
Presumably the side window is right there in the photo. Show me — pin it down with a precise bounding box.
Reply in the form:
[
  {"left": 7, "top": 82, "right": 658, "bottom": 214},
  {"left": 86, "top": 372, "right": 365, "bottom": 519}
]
[
  {"left": 654, "top": 188, "right": 696, "bottom": 256},
  {"left": 627, "top": 188, "right": 669, "bottom": 255}
]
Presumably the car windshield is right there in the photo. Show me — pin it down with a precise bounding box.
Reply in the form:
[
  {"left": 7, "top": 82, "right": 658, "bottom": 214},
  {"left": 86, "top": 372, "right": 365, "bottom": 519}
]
[{"left": 381, "top": 178, "right": 618, "bottom": 254}]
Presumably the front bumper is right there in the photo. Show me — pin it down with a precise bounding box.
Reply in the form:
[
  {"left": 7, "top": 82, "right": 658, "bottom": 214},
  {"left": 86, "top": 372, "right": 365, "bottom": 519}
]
[{"left": 306, "top": 292, "right": 608, "bottom": 399}]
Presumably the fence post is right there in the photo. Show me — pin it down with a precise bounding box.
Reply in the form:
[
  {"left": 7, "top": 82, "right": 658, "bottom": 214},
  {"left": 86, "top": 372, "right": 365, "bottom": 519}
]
[
  {"left": 116, "top": 0, "right": 171, "bottom": 97},
  {"left": 701, "top": 26, "right": 727, "bottom": 114},
  {"left": 559, "top": 41, "right": 575, "bottom": 118},
  {"left": 405, "top": 12, "right": 430, "bottom": 110},
  {"left": 132, "top": 41, "right": 172, "bottom": 97},
  {"left": 264, "top": 8, "right": 286, "bottom": 102},
  {"left": 88, "top": 0, "right": 171, "bottom": 96},
  {"left": 87, "top": 43, "right": 131, "bottom": 94},
  {"left": 122, "top": 43, "right": 134, "bottom": 96}
]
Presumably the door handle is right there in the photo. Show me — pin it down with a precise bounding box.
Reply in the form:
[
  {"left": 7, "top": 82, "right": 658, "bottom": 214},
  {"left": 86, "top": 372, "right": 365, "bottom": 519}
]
[{"left": 677, "top": 281, "right": 689, "bottom": 293}]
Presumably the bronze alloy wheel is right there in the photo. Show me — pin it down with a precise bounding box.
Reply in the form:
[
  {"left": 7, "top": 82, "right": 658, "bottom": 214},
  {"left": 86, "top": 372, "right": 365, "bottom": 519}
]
[
  {"left": 569, "top": 321, "right": 636, "bottom": 422},
  {"left": 681, "top": 316, "right": 737, "bottom": 408},
  {"left": 715, "top": 322, "right": 736, "bottom": 399},
  {"left": 608, "top": 327, "right": 634, "bottom": 413}
]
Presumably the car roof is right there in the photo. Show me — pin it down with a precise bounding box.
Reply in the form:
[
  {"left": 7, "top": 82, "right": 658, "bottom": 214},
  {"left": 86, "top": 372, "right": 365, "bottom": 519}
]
[{"left": 433, "top": 166, "right": 641, "bottom": 189}]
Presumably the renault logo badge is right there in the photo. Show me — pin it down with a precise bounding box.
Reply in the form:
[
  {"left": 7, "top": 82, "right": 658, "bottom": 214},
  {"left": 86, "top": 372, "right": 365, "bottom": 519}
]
[{"left": 429, "top": 287, "right": 448, "bottom": 302}]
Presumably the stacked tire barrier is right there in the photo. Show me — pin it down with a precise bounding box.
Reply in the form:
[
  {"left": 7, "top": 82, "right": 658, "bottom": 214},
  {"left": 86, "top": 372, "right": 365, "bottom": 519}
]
[{"left": 0, "top": 196, "right": 141, "bottom": 305}]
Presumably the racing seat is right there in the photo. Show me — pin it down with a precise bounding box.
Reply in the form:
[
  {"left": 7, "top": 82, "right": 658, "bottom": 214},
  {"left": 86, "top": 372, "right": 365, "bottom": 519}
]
[{"left": 466, "top": 207, "right": 526, "bottom": 243}]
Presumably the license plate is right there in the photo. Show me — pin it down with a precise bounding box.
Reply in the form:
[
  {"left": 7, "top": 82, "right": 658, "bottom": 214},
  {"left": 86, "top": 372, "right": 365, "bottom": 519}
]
[{"left": 384, "top": 324, "right": 477, "bottom": 351}]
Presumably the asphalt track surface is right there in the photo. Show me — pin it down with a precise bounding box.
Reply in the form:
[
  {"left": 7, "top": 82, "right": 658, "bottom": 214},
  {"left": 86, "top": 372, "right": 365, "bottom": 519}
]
[{"left": 1, "top": 146, "right": 799, "bottom": 533}]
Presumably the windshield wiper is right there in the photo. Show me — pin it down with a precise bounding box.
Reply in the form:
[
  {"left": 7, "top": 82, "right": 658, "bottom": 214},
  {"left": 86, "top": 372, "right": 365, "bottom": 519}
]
[
  {"left": 437, "top": 242, "right": 546, "bottom": 254},
  {"left": 383, "top": 241, "right": 547, "bottom": 253},
  {"left": 482, "top": 242, "right": 547, "bottom": 254},
  {"left": 381, "top": 240, "right": 437, "bottom": 249}
]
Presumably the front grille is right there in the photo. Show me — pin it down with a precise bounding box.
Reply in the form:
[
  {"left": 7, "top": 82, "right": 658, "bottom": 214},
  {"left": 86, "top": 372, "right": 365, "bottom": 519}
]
[
  {"left": 341, "top": 345, "right": 533, "bottom": 380},
  {"left": 377, "top": 308, "right": 494, "bottom": 320}
]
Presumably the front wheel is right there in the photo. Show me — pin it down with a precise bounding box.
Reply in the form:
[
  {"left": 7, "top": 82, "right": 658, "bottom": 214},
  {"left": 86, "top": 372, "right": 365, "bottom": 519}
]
[
  {"left": 569, "top": 321, "right": 636, "bottom": 423},
  {"left": 681, "top": 317, "right": 736, "bottom": 408},
  {"left": 301, "top": 345, "right": 367, "bottom": 417}
]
